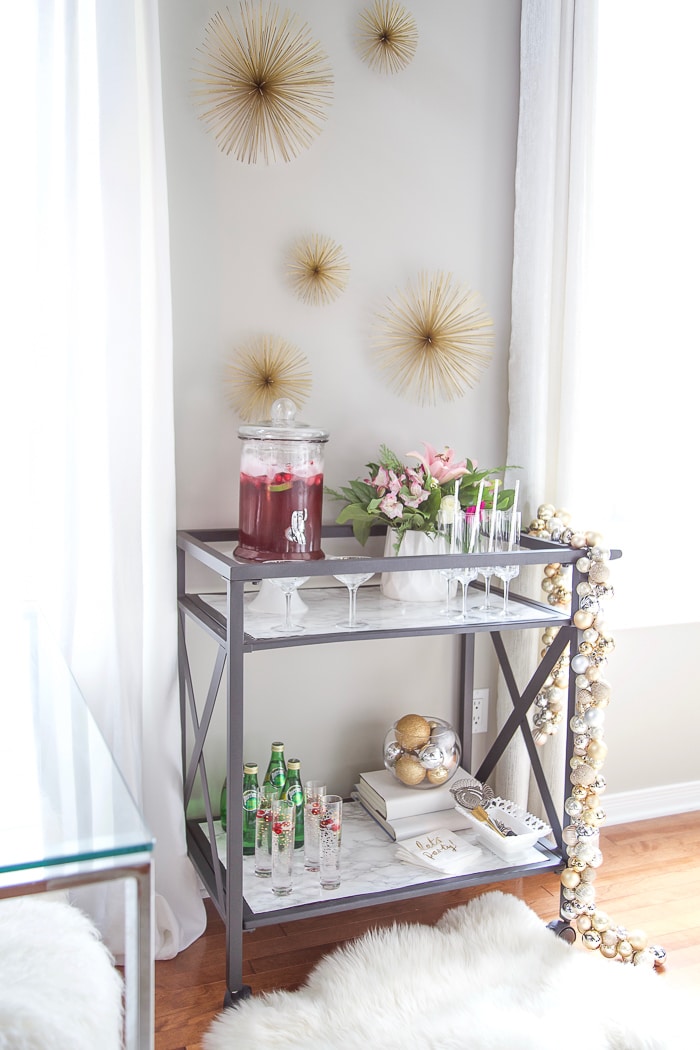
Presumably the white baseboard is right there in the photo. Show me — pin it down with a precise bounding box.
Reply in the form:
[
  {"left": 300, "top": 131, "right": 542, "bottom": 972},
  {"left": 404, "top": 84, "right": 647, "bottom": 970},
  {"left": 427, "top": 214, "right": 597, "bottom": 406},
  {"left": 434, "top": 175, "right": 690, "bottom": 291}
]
[{"left": 603, "top": 781, "right": 700, "bottom": 826}]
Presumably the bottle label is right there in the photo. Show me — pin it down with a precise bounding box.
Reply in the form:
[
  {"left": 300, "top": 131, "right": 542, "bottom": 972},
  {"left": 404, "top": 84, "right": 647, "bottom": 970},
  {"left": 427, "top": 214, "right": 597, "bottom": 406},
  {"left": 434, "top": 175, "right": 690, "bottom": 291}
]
[
  {"left": 287, "top": 785, "right": 304, "bottom": 806},
  {"left": 243, "top": 788, "right": 259, "bottom": 811}
]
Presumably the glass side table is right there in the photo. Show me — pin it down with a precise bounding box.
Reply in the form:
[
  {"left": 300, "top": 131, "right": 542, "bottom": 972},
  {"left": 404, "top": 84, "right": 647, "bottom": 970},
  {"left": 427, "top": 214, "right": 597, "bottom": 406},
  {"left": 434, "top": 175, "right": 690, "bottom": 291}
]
[{"left": 0, "top": 608, "right": 155, "bottom": 1050}]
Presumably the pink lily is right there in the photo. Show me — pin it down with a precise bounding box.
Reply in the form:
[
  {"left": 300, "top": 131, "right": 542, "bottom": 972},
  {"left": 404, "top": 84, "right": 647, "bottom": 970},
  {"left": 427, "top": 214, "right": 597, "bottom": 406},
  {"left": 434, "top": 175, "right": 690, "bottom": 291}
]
[
  {"left": 379, "top": 493, "right": 403, "bottom": 519},
  {"left": 406, "top": 442, "right": 471, "bottom": 484}
]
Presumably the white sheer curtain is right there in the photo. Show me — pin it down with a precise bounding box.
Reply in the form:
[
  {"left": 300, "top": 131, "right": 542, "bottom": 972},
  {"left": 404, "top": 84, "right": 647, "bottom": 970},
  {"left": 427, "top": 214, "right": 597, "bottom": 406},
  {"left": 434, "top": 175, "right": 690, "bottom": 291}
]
[
  {"left": 9, "top": 1, "right": 205, "bottom": 958},
  {"left": 495, "top": 0, "right": 598, "bottom": 810}
]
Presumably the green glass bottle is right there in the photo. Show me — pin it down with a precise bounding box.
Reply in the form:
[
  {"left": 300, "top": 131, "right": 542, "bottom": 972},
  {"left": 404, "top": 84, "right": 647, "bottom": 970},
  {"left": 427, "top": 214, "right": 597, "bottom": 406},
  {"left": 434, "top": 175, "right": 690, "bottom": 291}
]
[
  {"left": 281, "top": 758, "right": 304, "bottom": 849},
  {"left": 263, "top": 741, "right": 287, "bottom": 793},
  {"left": 220, "top": 778, "right": 227, "bottom": 832},
  {"left": 242, "top": 762, "right": 260, "bottom": 856}
]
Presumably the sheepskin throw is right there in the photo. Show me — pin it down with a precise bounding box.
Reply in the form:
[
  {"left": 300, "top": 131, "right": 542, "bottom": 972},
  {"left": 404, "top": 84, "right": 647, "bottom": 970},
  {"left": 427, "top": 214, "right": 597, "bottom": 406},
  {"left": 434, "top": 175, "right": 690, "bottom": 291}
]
[
  {"left": 204, "top": 891, "right": 691, "bottom": 1050},
  {"left": 0, "top": 896, "right": 123, "bottom": 1050}
]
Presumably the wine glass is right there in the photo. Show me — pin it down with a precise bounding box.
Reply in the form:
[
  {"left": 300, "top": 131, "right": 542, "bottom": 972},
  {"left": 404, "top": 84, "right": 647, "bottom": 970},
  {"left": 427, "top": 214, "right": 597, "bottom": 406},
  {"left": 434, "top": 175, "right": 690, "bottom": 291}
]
[
  {"left": 436, "top": 512, "right": 463, "bottom": 617},
  {"left": 494, "top": 511, "right": 522, "bottom": 616},
  {"left": 268, "top": 572, "right": 310, "bottom": 633},
  {"left": 332, "top": 557, "right": 374, "bottom": 629},
  {"left": 477, "top": 510, "right": 499, "bottom": 614}
]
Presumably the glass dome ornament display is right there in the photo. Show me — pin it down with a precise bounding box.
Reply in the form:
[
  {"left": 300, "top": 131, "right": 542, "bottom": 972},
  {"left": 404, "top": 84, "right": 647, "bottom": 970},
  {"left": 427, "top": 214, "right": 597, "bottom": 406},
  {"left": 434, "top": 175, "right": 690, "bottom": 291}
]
[
  {"left": 234, "top": 398, "right": 329, "bottom": 563},
  {"left": 383, "top": 714, "right": 461, "bottom": 789}
]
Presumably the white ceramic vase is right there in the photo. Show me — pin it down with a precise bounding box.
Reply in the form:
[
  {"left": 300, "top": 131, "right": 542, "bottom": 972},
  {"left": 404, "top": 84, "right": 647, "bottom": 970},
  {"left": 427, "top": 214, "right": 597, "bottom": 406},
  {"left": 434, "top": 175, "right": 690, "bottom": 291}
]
[{"left": 380, "top": 529, "right": 454, "bottom": 602}]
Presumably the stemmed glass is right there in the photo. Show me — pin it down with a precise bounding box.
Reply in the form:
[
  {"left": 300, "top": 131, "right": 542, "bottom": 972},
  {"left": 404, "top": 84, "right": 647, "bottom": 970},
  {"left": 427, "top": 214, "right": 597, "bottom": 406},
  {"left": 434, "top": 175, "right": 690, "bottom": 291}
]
[
  {"left": 437, "top": 510, "right": 480, "bottom": 620},
  {"left": 436, "top": 513, "right": 463, "bottom": 617},
  {"left": 332, "top": 557, "right": 374, "bottom": 629},
  {"left": 477, "top": 510, "right": 499, "bottom": 614},
  {"left": 494, "top": 511, "right": 522, "bottom": 617},
  {"left": 268, "top": 571, "right": 310, "bottom": 633}
]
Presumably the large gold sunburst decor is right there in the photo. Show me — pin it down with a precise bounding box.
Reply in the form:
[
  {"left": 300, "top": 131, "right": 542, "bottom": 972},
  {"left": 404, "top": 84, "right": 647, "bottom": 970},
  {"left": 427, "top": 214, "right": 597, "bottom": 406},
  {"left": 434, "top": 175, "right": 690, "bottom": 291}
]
[
  {"left": 226, "top": 335, "right": 312, "bottom": 420},
  {"left": 192, "top": 3, "right": 334, "bottom": 164},
  {"left": 287, "top": 234, "right": 351, "bottom": 306},
  {"left": 373, "top": 271, "right": 495, "bottom": 405},
  {"left": 356, "top": 0, "right": 418, "bottom": 75}
]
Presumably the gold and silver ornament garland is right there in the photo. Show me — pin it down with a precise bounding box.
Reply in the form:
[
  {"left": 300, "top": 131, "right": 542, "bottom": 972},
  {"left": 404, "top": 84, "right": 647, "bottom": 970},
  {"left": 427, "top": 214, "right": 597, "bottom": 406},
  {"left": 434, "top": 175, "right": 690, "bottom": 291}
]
[{"left": 527, "top": 503, "right": 666, "bottom": 969}]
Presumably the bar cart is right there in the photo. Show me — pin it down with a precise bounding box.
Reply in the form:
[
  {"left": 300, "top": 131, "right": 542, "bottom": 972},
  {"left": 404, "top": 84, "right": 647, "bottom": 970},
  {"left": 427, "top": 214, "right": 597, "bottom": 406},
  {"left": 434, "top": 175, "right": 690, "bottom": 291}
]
[{"left": 176, "top": 525, "right": 620, "bottom": 1004}]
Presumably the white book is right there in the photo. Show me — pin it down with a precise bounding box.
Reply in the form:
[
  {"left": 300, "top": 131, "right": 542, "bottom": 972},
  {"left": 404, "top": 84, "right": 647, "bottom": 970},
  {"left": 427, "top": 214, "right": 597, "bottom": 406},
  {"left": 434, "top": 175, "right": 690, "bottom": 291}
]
[
  {"left": 358, "top": 767, "right": 471, "bottom": 820},
  {"left": 353, "top": 792, "right": 473, "bottom": 841},
  {"left": 395, "top": 828, "right": 483, "bottom": 875}
]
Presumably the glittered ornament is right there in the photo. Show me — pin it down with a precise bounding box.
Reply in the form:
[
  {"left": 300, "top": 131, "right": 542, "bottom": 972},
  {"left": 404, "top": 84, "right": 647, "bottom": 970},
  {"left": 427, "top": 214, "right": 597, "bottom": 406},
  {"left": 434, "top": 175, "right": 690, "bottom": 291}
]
[
  {"left": 395, "top": 714, "right": 431, "bottom": 750},
  {"left": 394, "top": 753, "right": 426, "bottom": 786}
]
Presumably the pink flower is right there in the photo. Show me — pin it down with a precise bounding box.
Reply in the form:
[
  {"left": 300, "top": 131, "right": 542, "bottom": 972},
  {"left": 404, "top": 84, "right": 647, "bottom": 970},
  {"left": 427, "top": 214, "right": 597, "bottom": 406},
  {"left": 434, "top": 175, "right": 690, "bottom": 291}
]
[
  {"left": 406, "top": 442, "right": 471, "bottom": 484},
  {"left": 379, "top": 493, "right": 403, "bottom": 519}
]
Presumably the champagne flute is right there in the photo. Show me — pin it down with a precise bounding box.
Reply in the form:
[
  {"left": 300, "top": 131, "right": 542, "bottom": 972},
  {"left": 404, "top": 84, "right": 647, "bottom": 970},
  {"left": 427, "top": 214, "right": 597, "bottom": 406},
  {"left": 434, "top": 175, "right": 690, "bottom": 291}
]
[
  {"left": 332, "top": 557, "right": 374, "bottom": 629},
  {"left": 455, "top": 509, "right": 480, "bottom": 620},
  {"left": 268, "top": 571, "right": 310, "bottom": 633},
  {"left": 436, "top": 512, "right": 463, "bottom": 617},
  {"left": 477, "top": 510, "right": 499, "bottom": 614},
  {"left": 494, "top": 510, "right": 522, "bottom": 616}
]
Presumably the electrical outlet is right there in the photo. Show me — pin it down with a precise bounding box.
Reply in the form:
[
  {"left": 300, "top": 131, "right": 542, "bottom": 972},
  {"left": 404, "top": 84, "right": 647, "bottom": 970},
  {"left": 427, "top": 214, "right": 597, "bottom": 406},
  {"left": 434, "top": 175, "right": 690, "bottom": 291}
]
[{"left": 472, "top": 688, "right": 489, "bottom": 734}]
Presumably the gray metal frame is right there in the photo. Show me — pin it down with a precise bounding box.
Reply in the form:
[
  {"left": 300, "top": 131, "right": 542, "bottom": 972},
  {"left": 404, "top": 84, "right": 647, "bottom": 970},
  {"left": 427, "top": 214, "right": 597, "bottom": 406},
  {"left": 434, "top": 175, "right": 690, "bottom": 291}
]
[{"left": 177, "top": 524, "right": 620, "bottom": 1002}]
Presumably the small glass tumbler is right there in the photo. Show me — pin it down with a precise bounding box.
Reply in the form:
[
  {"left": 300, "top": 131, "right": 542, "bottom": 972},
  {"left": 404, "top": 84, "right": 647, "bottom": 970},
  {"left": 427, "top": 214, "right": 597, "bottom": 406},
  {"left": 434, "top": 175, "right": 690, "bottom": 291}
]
[
  {"left": 271, "top": 798, "right": 295, "bottom": 896},
  {"left": 319, "top": 794, "right": 343, "bottom": 890},
  {"left": 303, "top": 780, "right": 327, "bottom": 872},
  {"left": 254, "top": 784, "right": 278, "bottom": 878}
]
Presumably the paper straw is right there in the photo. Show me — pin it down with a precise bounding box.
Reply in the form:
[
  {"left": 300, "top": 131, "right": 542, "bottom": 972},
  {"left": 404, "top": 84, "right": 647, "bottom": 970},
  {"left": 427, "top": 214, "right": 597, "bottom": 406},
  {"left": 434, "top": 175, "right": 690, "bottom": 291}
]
[
  {"left": 508, "top": 480, "right": 520, "bottom": 551},
  {"left": 451, "top": 477, "right": 461, "bottom": 552},
  {"left": 488, "top": 480, "right": 499, "bottom": 551},
  {"left": 470, "top": 478, "right": 485, "bottom": 553}
]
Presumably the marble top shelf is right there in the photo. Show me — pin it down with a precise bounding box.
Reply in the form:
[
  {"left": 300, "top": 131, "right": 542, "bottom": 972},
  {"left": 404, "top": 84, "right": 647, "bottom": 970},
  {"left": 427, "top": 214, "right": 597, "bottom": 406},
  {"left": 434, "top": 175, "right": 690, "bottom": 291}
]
[
  {"left": 201, "top": 803, "right": 558, "bottom": 922},
  {"left": 195, "top": 584, "right": 567, "bottom": 645}
]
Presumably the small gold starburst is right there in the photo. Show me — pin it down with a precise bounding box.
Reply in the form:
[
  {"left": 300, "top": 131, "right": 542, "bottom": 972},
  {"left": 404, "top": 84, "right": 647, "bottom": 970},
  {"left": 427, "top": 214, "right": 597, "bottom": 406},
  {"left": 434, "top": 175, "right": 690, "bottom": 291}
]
[
  {"left": 287, "top": 234, "right": 351, "bottom": 306},
  {"left": 356, "top": 0, "right": 418, "bottom": 75},
  {"left": 192, "top": 3, "right": 334, "bottom": 164},
  {"left": 373, "top": 272, "right": 494, "bottom": 405},
  {"left": 226, "top": 335, "right": 312, "bottom": 420}
]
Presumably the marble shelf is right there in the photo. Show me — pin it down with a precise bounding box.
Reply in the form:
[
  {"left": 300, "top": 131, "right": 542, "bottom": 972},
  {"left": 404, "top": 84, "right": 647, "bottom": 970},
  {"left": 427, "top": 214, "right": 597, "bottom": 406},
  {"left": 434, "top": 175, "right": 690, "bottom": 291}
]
[
  {"left": 199, "top": 584, "right": 566, "bottom": 643},
  {"left": 203, "top": 803, "right": 556, "bottom": 919}
]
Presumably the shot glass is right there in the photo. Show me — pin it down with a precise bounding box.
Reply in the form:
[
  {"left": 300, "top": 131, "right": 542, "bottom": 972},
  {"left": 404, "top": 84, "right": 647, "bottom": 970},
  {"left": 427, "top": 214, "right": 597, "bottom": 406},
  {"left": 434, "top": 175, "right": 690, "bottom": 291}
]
[
  {"left": 303, "top": 780, "right": 327, "bottom": 872},
  {"left": 254, "top": 784, "right": 278, "bottom": 879},
  {"left": 271, "top": 798, "right": 295, "bottom": 896},
  {"left": 319, "top": 794, "right": 343, "bottom": 890}
]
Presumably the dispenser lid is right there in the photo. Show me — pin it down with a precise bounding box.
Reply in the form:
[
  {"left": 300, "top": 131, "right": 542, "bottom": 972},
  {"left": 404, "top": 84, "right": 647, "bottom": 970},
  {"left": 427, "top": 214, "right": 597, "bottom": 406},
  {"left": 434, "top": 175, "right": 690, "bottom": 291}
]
[{"left": 238, "top": 398, "right": 329, "bottom": 442}]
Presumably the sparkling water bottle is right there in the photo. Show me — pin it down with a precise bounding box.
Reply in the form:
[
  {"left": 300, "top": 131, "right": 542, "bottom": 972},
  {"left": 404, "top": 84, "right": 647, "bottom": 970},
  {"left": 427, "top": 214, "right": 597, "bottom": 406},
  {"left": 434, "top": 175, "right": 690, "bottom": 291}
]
[
  {"left": 281, "top": 758, "right": 305, "bottom": 849},
  {"left": 242, "top": 762, "right": 260, "bottom": 856},
  {"left": 263, "top": 741, "right": 287, "bottom": 793}
]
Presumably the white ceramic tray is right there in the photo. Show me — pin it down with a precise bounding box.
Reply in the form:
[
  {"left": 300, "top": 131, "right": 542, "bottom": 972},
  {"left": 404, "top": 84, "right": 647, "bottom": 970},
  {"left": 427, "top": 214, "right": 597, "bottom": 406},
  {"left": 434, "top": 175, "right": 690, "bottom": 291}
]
[{"left": 455, "top": 797, "right": 551, "bottom": 861}]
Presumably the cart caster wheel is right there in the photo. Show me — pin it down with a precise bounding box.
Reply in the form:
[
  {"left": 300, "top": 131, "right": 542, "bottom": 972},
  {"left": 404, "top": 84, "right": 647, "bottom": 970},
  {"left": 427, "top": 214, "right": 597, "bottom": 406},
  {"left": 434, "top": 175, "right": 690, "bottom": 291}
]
[
  {"left": 223, "top": 985, "right": 252, "bottom": 1009},
  {"left": 547, "top": 919, "right": 576, "bottom": 944}
]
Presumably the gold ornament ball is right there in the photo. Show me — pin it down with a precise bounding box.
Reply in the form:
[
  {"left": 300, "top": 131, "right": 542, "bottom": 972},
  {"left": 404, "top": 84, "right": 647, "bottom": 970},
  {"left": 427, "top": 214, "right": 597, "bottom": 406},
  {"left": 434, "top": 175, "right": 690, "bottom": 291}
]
[
  {"left": 591, "top": 910, "right": 610, "bottom": 932},
  {"left": 600, "top": 942, "right": 618, "bottom": 959},
  {"left": 426, "top": 765, "right": 450, "bottom": 785},
  {"left": 395, "top": 714, "right": 431, "bottom": 750},
  {"left": 560, "top": 867, "right": 581, "bottom": 889},
  {"left": 573, "top": 610, "right": 595, "bottom": 630},
  {"left": 628, "top": 929, "right": 648, "bottom": 952},
  {"left": 394, "top": 753, "right": 427, "bottom": 786}
]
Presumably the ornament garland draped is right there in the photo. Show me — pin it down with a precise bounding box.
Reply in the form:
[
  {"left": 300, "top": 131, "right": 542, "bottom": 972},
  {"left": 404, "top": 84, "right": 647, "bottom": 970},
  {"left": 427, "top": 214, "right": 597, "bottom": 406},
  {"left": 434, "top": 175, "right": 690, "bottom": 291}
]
[{"left": 526, "top": 503, "right": 666, "bottom": 969}]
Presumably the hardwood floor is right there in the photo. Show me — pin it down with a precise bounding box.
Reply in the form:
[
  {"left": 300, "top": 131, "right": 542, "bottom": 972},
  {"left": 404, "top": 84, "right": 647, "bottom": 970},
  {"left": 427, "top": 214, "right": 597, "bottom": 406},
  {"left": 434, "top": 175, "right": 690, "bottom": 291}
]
[{"left": 154, "top": 811, "right": 700, "bottom": 1050}]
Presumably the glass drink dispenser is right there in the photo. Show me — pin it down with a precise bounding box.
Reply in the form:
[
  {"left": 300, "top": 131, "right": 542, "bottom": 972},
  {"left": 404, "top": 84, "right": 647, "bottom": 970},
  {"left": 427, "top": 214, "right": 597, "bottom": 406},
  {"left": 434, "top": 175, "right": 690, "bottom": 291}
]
[{"left": 234, "top": 398, "right": 329, "bottom": 562}]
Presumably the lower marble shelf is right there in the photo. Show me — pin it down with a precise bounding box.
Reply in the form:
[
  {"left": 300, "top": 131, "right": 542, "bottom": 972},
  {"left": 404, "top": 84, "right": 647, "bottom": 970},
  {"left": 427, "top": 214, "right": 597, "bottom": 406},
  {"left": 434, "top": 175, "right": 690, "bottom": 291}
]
[{"left": 205, "top": 803, "right": 559, "bottom": 918}]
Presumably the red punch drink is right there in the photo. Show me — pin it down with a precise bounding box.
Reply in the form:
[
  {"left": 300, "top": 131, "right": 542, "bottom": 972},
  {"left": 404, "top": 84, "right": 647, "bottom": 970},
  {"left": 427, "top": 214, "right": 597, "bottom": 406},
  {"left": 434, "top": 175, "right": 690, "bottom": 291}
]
[{"left": 234, "top": 400, "right": 329, "bottom": 562}]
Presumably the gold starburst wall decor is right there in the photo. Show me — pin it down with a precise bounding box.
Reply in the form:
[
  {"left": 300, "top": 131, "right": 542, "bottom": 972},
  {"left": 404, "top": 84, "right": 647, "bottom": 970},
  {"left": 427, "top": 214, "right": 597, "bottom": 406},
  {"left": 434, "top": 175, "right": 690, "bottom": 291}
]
[
  {"left": 192, "top": 3, "right": 334, "bottom": 164},
  {"left": 287, "top": 234, "right": 351, "bottom": 306},
  {"left": 226, "top": 335, "right": 312, "bottom": 420},
  {"left": 373, "top": 271, "right": 495, "bottom": 405},
  {"left": 356, "top": 0, "right": 418, "bottom": 75}
]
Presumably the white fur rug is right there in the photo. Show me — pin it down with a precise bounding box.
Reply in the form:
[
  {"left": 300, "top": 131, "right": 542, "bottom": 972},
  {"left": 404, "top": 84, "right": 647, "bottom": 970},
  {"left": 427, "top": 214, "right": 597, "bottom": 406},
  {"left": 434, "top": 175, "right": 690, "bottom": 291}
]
[
  {"left": 204, "top": 892, "right": 692, "bottom": 1050},
  {"left": 0, "top": 896, "right": 123, "bottom": 1050}
]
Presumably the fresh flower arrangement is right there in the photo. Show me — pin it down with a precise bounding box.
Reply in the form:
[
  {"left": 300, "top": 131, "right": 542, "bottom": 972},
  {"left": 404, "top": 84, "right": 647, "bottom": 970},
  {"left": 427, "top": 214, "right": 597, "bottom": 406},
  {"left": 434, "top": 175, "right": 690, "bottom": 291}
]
[{"left": 326, "top": 443, "right": 517, "bottom": 551}]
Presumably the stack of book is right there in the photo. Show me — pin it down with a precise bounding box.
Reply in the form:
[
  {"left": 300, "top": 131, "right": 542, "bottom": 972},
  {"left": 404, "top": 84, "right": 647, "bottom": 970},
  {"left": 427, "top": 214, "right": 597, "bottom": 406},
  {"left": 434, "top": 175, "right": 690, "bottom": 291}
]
[{"left": 354, "top": 767, "right": 473, "bottom": 841}]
